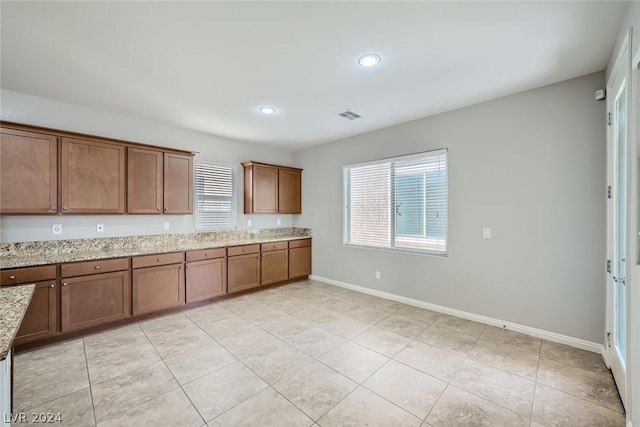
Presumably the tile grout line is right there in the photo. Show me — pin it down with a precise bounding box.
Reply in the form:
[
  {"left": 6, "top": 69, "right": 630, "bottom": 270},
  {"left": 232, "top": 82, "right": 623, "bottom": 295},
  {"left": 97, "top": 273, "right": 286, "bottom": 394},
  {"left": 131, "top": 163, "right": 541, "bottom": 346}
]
[{"left": 82, "top": 338, "right": 99, "bottom": 427}]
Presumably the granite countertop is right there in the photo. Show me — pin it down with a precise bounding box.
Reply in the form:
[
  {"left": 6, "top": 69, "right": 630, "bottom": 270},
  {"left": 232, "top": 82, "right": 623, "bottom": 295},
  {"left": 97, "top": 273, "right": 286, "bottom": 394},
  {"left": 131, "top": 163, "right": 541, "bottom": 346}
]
[
  {"left": 0, "top": 228, "right": 312, "bottom": 269},
  {"left": 0, "top": 284, "right": 35, "bottom": 359}
]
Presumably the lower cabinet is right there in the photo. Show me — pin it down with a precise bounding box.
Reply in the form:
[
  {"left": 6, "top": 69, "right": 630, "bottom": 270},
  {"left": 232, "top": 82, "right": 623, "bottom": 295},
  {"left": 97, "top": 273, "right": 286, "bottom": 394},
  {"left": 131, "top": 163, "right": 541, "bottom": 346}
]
[
  {"left": 228, "top": 253, "right": 261, "bottom": 293},
  {"left": 61, "top": 271, "right": 130, "bottom": 332},
  {"left": 289, "top": 245, "right": 311, "bottom": 279},
  {"left": 186, "top": 258, "right": 226, "bottom": 303},
  {"left": 261, "top": 242, "right": 289, "bottom": 285},
  {"left": 15, "top": 281, "right": 57, "bottom": 344},
  {"left": 132, "top": 263, "right": 185, "bottom": 315}
]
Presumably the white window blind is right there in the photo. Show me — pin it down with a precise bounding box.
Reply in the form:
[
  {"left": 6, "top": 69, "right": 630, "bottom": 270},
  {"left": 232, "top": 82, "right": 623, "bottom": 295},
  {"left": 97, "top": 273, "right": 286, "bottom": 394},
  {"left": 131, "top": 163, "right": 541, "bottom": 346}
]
[
  {"left": 344, "top": 149, "right": 448, "bottom": 255},
  {"left": 195, "top": 162, "right": 237, "bottom": 231}
]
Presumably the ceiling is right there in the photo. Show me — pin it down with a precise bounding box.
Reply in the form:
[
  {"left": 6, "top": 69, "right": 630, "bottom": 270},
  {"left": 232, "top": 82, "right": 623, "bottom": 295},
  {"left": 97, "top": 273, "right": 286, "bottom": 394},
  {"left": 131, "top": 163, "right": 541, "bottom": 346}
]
[{"left": 0, "top": 1, "right": 629, "bottom": 151}]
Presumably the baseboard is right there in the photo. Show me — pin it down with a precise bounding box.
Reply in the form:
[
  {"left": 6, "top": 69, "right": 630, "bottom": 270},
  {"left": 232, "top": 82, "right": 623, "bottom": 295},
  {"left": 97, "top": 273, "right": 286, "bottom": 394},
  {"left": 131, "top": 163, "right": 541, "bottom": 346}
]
[
  {"left": 627, "top": 420, "right": 632, "bottom": 427},
  {"left": 309, "top": 274, "right": 604, "bottom": 354}
]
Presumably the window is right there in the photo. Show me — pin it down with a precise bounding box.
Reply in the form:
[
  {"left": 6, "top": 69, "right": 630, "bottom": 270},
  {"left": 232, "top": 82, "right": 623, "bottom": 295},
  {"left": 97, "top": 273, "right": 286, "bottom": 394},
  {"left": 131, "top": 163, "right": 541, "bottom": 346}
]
[
  {"left": 343, "top": 149, "right": 448, "bottom": 255},
  {"left": 195, "top": 162, "right": 237, "bottom": 231}
]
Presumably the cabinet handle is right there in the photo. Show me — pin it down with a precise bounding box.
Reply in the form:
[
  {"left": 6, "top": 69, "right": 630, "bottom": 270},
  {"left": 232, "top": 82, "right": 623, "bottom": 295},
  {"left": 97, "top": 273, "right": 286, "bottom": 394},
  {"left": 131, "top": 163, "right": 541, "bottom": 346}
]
[
  {"left": 157, "top": 258, "right": 161, "bottom": 262},
  {"left": 9, "top": 275, "right": 16, "bottom": 280},
  {"left": 63, "top": 282, "right": 68, "bottom": 286},
  {"left": 242, "top": 249, "right": 246, "bottom": 252},
  {"left": 51, "top": 206, "right": 56, "bottom": 211},
  {"left": 156, "top": 208, "right": 161, "bottom": 212},
  {"left": 178, "top": 266, "right": 183, "bottom": 269},
  {"left": 63, "top": 207, "right": 68, "bottom": 211},
  {"left": 95, "top": 265, "right": 100, "bottom": 269},
  {"left": 164, "top": 208, "right": 168, "bottom": 211},
  {"left": 50, "top": 284, "right": 55, "bottom": 288},
  {"left": 205, "top": 253, "right": 208, "bottom": 256}
]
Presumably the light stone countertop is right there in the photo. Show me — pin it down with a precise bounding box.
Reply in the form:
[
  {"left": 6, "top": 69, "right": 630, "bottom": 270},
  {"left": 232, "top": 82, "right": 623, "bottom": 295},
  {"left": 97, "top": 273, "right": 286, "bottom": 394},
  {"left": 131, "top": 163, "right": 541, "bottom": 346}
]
[
  {"left": 0, "top": 284, "right": 35, "bottom": 360},
  {"left": 0, "top": 228, "right": 312, "bottom": 269}
]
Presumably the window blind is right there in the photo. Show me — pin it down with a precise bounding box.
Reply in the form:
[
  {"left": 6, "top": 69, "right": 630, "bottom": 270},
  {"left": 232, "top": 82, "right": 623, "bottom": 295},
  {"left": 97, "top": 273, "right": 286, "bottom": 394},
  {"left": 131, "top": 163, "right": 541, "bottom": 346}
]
[
  {"left": 195, "top": 162, "right": 237, "bottom": 231},
  {"left": 343, "top": 149, "right": 448, "bottom": 255}
]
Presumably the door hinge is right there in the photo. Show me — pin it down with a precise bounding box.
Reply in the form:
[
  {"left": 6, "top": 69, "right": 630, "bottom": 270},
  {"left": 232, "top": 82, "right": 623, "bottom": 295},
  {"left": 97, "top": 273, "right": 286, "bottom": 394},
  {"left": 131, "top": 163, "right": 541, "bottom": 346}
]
[
  {"left": 607, "top": 112, "right": 611, "bottom": 126},
  {"left": 607, "top": 185, "right": 612, "bottom": 199},
  {"left": 607, "top": 332, "right": 612, "bottom": 347},
  {"left": 607, "top": 260, "right": 611, "bottom": 273}
]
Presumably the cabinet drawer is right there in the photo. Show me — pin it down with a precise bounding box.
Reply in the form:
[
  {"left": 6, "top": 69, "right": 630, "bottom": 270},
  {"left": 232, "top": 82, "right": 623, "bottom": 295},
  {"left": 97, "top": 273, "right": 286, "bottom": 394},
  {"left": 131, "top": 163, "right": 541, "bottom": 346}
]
[
  {"left": 186, "top": 248, "right": 225, "bottom": 262},
  {"left": 1, "top": 265, "right": 56, "bottom": 285},
  {"left": 261, "top": 241, "right": 288, "bottom": 252},
  {"left": 288, "top": 238, "right": 311, "bottom": 248},
  {"left": 132, "top": 252, "right": 184, "bottom": 268},
  {"left": 227, "top": 244, "right": 260, "bottom": 257},
  {"left": 61, "top": 258, "right": 129, "bottom": 277}
]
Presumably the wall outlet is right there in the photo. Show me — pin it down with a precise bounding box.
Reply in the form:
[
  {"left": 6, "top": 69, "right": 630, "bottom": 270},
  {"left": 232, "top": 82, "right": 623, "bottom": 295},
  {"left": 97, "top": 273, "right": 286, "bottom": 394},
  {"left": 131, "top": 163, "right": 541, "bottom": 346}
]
[
  {"left": 163, "top": 222, "right": 170, "bottom": 231},
  {"left": 277, "top": 218, "right": 282, "bottom": 226},
  {"left": 247, "top": 219, "right": 252, "bottom": 227},
  {"left": 96, "top": 223, "right": 104, "bottom": 233},
  {"left": 375, "top": 271, "right": 381, "bottom": 280},
  {"left": 52, "top": 224, "right": 62, "bottom": 235},
  {"left": 483, "top": 228, "right": 492, "bottom": 239}
]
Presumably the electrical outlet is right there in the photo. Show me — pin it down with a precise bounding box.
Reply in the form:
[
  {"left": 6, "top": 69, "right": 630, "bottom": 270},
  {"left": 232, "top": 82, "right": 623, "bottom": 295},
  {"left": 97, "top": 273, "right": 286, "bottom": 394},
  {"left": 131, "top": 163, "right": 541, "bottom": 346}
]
[
  {"left": 163, "top": 222, "right": 170, "bottom": 231},
  {"left": 52, "top": 224, "right": 62, "bottom": 235},
  {"left": 277, "top": 218, "right": 282, "bottom": 226},
  {"left": 375, "top": 271, "right": 381, "bottom": 280},
  {"left": 247, "top": 219, "right": 252, "bottom": 227},
  {"left": 97, "top": 223, "right": 104, "bottom": 233},
  {"left": 483, "top": 228, "right": 492, "bottom": 239}
]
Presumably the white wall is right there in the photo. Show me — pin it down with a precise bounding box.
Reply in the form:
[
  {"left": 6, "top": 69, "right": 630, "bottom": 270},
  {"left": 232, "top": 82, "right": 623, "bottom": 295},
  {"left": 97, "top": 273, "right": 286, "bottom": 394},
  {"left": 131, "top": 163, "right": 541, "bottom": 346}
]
[
  {"left": 0, "top": 90, "right": 295, "bottom": 242},
  {"left": 294, "top": 72, "right": 606, "bottom": 343}
]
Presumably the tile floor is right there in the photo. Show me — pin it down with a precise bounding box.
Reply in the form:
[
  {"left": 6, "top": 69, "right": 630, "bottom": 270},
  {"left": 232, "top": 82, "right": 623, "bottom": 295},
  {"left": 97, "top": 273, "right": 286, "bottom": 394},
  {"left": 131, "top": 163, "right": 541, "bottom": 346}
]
[{"left": 13, "top": 280, "right": 625, "bottom": 426}]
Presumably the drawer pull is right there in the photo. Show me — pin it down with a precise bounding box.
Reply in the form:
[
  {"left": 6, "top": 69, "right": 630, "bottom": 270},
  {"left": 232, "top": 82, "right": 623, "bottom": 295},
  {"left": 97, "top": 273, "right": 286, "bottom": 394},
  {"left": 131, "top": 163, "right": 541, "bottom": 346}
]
[
  {"left": 178, "top": 266, "right": 183, "bottom": 270},
  {"left": 95, "top": 265, "right": 101, "bottom": 269},
  {"left": 50, "top": 284, "right": 55, "bottom": 288},
  {"left": 242, "top": 249, "right": 246, "bottom": 252},
  {"left": 157, "top": 258, "right": 162, "bottom": 262},
  {"left": 9, "top": 275, "right": 16, "bottom": 279},
  {"left": 205, "top": 253, "right": 208, "bottom": 256},
  {"left": 63, "top": 282, "right": 68, "bottom": 286}
]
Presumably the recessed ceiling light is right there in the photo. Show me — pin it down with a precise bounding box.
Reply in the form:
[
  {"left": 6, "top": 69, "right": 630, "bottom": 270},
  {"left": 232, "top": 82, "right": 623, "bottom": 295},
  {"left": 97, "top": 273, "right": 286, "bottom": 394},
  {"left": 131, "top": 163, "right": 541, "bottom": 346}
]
[
  {"left": 357, "top": 53, "right": 381, "bottom": 68},
  {"left": 259, "top": 106, "right": 276, "bottom": 115}
]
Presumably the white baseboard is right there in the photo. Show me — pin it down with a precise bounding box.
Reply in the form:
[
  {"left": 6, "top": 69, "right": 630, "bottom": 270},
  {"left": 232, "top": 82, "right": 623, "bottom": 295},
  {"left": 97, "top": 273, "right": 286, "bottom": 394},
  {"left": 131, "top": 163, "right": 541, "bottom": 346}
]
[
  {"left": 309, "top": 274, "right": 604, "bottom": 354},
  {"left": 627, "top": 420, "right": 632, "bottom": 427}
]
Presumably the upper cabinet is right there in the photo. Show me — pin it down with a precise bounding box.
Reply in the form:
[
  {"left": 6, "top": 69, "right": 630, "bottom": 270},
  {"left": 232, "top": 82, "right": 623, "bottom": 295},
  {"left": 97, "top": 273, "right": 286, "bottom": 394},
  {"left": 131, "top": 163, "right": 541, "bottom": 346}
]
[
  {"left": 0, "top": 128, "right": 58, "bottom": 214},
  {"left": 0, "top": 122, "right": 194, "bottom": 215},
  {"left": 164, "top": 153, "right": 193, "bottom": 214},
  {"left": 242, "top": 161, "right": 302, "bottom": 214},
  {"left": 61, "top": 137, "right": 126, "bottom": 214},
  {"left": 127, "top": 148, "right": 163, "bottom": 214}
]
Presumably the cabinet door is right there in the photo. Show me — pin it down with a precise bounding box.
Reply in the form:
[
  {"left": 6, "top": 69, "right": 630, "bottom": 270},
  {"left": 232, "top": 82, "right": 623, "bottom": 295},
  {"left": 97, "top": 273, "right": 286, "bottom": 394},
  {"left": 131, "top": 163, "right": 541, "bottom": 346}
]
[
  {"left": 278, "top": 169, "right": 301, "bottom": 214},
  {"left": 186, "top": 258, "right": 226, "bottom": 303},
  {"left": 228, "top": 253, "right": 261, "bottom": 293},
  {"left": 60, "top": 137, "right": 126, "bottom": 213},
  {"left": 252, "top": 165, "right": 278, "bottom": 213},
  {"left": 14, "top": 281, "right": 57, "bottom": 344},
  {"left": 289, "top": 246, "right": 311, "bottom": 279},
  {"left": 132, "top": 263, "right": 185, "bottom": 315},
  {"left": 128, "top": 148, "right": 163, "bottom": 214},
  {"left": 0, "top": 128, "right": 57, "bottom": 214},
  {"left": 61, "top": 271, "right": 130, "bottom": 332},
  {"left": 164, "top": 153, "right": 193, "bottom": 214},
  {"left": 261, "top": 249, "right": 288, "bottom": 285}
]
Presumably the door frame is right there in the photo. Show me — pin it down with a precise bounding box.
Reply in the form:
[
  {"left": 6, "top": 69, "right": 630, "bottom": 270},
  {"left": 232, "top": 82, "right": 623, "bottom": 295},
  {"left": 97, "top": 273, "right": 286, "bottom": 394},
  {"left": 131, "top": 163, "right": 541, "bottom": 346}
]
[{"left": 605, "top": 28, "right": 631, "bottom": 411}]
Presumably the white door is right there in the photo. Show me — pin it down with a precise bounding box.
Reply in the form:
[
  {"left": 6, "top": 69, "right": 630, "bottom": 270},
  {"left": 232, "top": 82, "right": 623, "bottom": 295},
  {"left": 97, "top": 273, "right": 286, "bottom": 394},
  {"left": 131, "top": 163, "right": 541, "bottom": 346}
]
[{"left": 606, "top": 31, "right": 630, "bottom": 410}]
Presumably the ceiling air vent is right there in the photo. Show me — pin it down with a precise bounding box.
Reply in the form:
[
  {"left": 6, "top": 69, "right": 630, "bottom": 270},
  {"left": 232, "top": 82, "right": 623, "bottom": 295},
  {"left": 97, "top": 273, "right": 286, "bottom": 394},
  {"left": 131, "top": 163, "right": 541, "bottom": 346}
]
[{"left": 337, "top": 110, "right": 362, "bottom": 120}]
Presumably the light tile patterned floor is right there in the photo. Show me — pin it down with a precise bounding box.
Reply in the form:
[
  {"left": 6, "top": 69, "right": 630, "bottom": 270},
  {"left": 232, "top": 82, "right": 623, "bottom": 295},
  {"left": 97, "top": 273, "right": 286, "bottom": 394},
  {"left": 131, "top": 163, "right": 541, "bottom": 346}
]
[{"left": 13, "top": 280, "right": 625, "bottom": 426}]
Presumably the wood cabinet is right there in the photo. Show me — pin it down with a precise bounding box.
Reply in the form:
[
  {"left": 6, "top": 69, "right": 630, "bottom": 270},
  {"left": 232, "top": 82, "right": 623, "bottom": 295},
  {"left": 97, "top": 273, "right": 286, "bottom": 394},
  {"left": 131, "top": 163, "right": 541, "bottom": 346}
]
[
  {"left": 289, "top": 239, "right": 312, "bottom": 279},
  {"left": 228, "top": 244, "right": 261, "bottom": 293},
  {"left": 14, "top": 281, "right": 58, "bottom": 344},
  {"left": 0, "top": 128, "right": 57, "bottom": 214},
  {"left": 132, "top": 254, "right": 185, "bottom": 315},
  {"left": 164, "top": 153, "right": 193, "bottom": 214},
  {"left": 242, "top": 161, "right": 302, "bottom": 214},
  {"left": 60, "top": 137, "right": 126, "bottom": 214},
  {"left": 186, "top": 255, "right": 226, "bottom": 303},
  {"left": 61, "top": 270, "right": 130, "bottom": 332},
  {"left": 128, "top": 148, "right": 163, "bottom": 214},
  {"left": 261, "top": 242, "right": 289, "bottom": 285}
]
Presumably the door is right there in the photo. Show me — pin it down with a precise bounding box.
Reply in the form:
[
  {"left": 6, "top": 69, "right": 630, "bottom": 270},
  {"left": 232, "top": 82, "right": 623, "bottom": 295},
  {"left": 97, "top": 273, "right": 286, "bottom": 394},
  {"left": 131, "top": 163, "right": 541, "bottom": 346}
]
[
  {"left": 186, "top": 258, "right": 226, "bottom": 302},
  {"left": 262, "top": 249, "right": 289, "bottom": 285},
  {"left": 60, "top": 137, "right": 125, "bottom": 213},
  {"left": 253, "top": 165, "right": 278, "bottom": 213},
  {"left": 228, "top": 253, "right": 261, "bottom": 293},
  {"left": 278, "top": 169, "right": 301, "bottom": 213},
  {"left": 0, "top": 128, "right": 57, "bottom": 214},
  {"left": 128, "top": 148, "right": 163, "bottom": 213},
  {"left": 606, "top": 31, "right": 630, "bottom": 409},
  {"left": 132, "top": 263, "right": 185, "bottom": 315},
  {"left": 14, "top": 281, "right": 58, "bottom": 344},
  {"left": 164, "top": 153, "right": 193, "bottom": 214}
]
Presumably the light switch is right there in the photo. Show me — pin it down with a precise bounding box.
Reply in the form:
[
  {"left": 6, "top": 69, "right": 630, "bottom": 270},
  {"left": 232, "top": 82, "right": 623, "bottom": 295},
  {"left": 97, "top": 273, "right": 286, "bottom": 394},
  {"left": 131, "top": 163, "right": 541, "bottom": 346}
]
[
  {"left": 483, "top": 228, "right": 492, "bottom": 239},
  {"left": 163, "top": 222, "right": 170, "bottom": 231},
  {"left": 277, "top": 218, "right": 282, "bottom": 226},
  {"left": 247, "top": 219, "right": 252, "bottom": 227}
]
